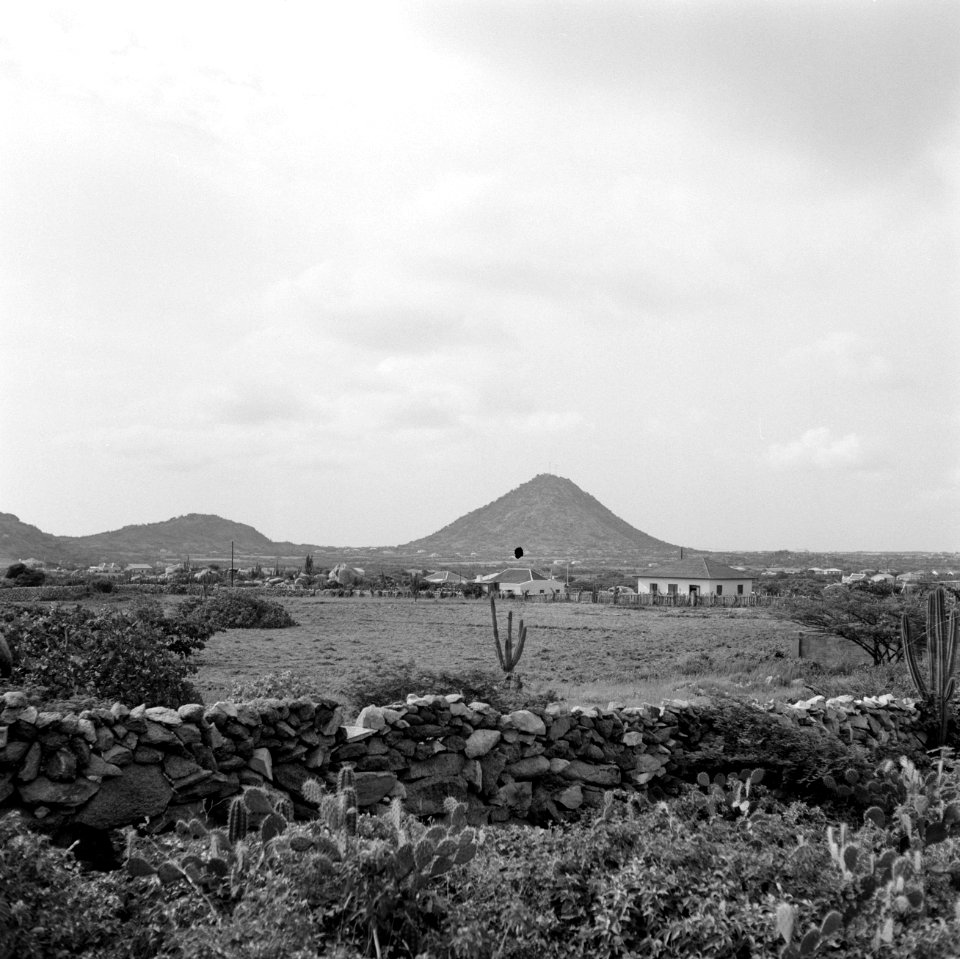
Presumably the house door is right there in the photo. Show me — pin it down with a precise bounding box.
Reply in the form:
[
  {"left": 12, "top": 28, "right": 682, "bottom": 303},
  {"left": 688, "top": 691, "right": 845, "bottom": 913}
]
[{"left": 689, "top": 585, "right": 699, "bottom": 605}]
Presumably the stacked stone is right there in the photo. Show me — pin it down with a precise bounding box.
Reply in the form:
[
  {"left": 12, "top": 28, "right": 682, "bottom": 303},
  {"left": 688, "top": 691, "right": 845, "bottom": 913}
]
[
  {"left": 0, "top": 690, "right": 343, "bottom": 829},
  {"left": 201, "top": 697, "right": 343, "bottom": 815},
  {"left": 766, "top": 694, "right": 926, "bottom": 752},
  {"left": 335, "top": 694, "right": 677, "bottom": 823},
  {"left": 0, "top": 687, "right": 931, "bottom": 832}
]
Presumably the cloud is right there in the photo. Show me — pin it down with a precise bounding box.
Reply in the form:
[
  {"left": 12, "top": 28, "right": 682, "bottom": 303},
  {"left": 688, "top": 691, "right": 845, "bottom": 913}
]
[
  {"left": 783, "top": 331, "right": 906, "bottom": 388},
  {"left": 415, "top": 0, "right": 960, "bottom": 176},
  {"left": 766, "top": 427, "right": 867, "bottom": 470}
]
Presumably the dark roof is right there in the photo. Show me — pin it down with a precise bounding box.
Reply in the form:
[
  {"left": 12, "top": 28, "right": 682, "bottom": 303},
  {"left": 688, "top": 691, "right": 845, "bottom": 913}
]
[
  {"left": 640, "top": 557, "right": 752, "bottom": 580},
  {"left": 424, "top": 570, "right": 462, "bottom": 584},
  {"left": 492, "top": 567, "right": 552, "bottom": 584}
]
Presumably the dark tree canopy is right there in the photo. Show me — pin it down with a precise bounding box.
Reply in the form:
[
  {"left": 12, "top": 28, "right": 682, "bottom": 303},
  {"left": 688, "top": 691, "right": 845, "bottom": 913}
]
[{"left": 776, "top": 583, "right": 925, "bottom": 665}]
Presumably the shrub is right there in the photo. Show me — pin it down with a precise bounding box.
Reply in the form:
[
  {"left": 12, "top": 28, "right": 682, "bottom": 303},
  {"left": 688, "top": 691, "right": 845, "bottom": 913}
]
[
  {"left": 672, "top": 693, "right": 901, "bottom": 809},
  {"left": 4, "top": 562, "right": 27, "bottom": 579},
  {"left": 0, "top": 604, "right": 201, "bottom": 707},
  {"left": 0, "top": 815, "right": 126, "bottom": 958},
  {"left": 127, "top": 600, "right": 217, "bottom": 658},
  {"left": 230, "top": 669, "right": 331, "bottom": 702},
  {"left": 178, "top": 592, "right": 297, "bottom": 630}
]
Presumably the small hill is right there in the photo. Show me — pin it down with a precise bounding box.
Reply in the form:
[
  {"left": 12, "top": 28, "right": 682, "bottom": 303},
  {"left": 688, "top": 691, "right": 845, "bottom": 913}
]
[
  {"left": 400, "top": 474, "right": 683, "bottom": 562},
  {"left": 0, "top": 513, "right": 69, "bottom": 566},
  {"left": 62, "top": 514, "right": 279, "bottom": 563},
  {"left": 0, "top": 513, "right": 337, "bottom": 567}
]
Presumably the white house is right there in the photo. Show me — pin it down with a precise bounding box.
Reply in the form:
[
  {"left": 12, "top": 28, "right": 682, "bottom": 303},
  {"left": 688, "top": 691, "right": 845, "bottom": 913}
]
[
  {"left": 481, "top": 567, "right": 565, "bottom": 598},
  {"left": 636, "top": 557, "right": 754, "bottom": 599},
  {"left": 842, "top": 572, "right": 868, "bottom": 584},
  {"left": 423, "top": 570, "right": 465, "bottom": 587}
]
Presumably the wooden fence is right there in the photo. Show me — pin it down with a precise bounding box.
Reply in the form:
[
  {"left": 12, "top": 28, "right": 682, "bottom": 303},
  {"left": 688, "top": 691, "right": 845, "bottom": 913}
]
[{"left": 501, "top": 590, "right": 777, "bottom": 608}]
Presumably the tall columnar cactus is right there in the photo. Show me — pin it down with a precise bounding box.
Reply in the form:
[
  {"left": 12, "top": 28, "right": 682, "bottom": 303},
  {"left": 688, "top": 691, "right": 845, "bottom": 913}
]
[
  {"left": 227, "top": 796, "right": 249, "bottom": 844},
  {"left": 490, "top": 593, "right": 527, "bottom": 681},
  {"left": 338, "top": 765, "right": 358, "bottom": 837},
  {"left": 0, "top": 635, "right": 12, "bottom": 678},
  {"left": 902, "top": 587, "right": 958, "bottom": 745}
]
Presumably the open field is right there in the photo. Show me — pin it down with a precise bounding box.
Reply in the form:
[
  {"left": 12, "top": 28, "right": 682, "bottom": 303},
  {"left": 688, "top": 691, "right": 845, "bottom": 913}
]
[{"left": 187, "top": 594, "right": 880, "bottom": 710}]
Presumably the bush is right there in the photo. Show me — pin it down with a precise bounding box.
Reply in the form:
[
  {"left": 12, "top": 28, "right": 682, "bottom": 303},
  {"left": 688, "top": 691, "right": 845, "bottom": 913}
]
[
  {"left": 0, "top": 604, "right": 201, "bottom": 707},
  {"left": 230, "top": 669, "right": 331, "bottom": 702},
  {"left": 672, "top": 693, "right": 903, "bottom": 809},
  {"left": 127, "top": 600, "right": 217, "bottom": 658},
  {"left": 0, "top": 815, "right": 127, "bottom": 958},
  {"left": 178, "top": 592, "right": 297, "bottom": 630}
]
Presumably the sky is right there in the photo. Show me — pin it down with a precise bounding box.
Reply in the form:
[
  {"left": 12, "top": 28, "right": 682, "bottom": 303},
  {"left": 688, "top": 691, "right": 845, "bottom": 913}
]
[{"left": 1, "top": 0, "right": 958, "bottom": 553}]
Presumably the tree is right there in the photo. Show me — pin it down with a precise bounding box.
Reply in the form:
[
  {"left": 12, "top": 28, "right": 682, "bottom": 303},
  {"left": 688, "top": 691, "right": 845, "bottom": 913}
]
[
  {"left": 776, "top": 583, "right": 924, "bottom": 665},
  {"left": 304, "top": 553, "right": 314, "bottom": 576},
  {"left": 4, "top": 563, "right": 44, "bottom": 587}
]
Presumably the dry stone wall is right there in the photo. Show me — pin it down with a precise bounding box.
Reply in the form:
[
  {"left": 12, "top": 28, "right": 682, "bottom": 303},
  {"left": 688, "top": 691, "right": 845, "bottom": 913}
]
[{"left": 0, "top": 689, "right": 928, "bottom": 831}]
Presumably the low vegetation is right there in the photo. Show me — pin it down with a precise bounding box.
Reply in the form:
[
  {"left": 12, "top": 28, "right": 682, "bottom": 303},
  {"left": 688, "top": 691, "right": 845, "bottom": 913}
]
[
  {"left": 2, "top": 750, "right": 960, "bottom": 958},
  {"left": 1, "top": 587, "right": 959, "bottom": 956},
  {"left": 0, "top": 594, "right": 295, "bottom": 707}
]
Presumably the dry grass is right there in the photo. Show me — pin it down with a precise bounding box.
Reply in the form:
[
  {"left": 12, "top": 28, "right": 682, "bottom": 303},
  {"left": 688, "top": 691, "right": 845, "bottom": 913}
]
[{"left": 186, "top": 594, "right": 901, "bottom": 711}]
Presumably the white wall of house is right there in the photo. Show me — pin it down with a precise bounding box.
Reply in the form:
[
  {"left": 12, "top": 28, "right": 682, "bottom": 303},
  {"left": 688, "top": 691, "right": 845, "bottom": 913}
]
[
  {"left": 636, "top": 576, "right": 753, "bottom": 597},
  {"left": 498, "top": 577, "right": 565, "bottom": 597}
]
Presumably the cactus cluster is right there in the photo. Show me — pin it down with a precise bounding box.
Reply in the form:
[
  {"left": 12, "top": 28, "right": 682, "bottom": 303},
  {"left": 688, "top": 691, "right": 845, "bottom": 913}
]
[
  {"left": 303, "top": 774, "right": 478, "bottom": 887},
  {"left": 776, "top": 903, "right": 843, "bottom": 958},
  {"left": 490, "top": 593, "right": 527, "bottom": 681},
  {"left": 777, "top": 753, "right": 960, "bottom": 955},
  {"left": 125, "top": 785, "right": 296, "bottom": 895},
  {"left": 902, "top": 587, "right": 958, "bottom": 745},
  {"left": 694, "top": 768, "right": 764, "bottom": 818}
]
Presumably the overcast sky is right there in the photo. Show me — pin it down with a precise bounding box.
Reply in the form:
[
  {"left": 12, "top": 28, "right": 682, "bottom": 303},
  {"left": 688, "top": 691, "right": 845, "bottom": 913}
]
[{"left": 1, "top": 1, "right": 958, "bottom": 553}]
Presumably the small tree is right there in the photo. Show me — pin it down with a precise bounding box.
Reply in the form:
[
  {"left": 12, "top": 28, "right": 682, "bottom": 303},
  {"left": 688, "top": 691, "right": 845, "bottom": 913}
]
[{"left": 777, "top": 583, "right": 924, "bottom": 665}]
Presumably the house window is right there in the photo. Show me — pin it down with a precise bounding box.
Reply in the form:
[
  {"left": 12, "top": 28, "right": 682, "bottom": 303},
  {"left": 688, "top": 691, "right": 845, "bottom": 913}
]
[
  {"left": 737, "top": 584, "right": 744, "bottom": 595},
  {"left": 716, "top": 585, "right": 723, "bottom": 596},
  {"left": 667, "top": 584, "right": 678, "bottom": 595},
  {"left": 650, "top": 583, "right": 658, "bottom": 594}
]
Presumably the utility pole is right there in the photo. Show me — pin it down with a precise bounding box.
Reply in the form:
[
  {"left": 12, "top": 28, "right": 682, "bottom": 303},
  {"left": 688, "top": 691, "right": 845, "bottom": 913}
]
[{"left": 230, "top": 541, "right": 234, "bottom": 587}]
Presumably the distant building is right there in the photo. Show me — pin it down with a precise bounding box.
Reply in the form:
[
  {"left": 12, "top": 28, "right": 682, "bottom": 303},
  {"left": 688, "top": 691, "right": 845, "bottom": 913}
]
[
  {"left": 480, "top": 567, "right": 564, "bottom": 597},
  {"left": 842, "top": 573, "right": 868, "bottom": 584},
  {"left": 637, "top": 558, "right": 753, "bottom": 599},
  {"left": 423, "top": 570, "right": 465, "bottom": 586}
]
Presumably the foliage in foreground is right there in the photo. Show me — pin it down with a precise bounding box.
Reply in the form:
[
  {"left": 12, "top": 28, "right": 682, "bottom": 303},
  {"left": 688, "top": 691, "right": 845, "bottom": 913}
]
[
  {"left": 0, "top": 603, "right": 207, "bottom": 707},
  {"left": 3, "top": 753, "right": 960, "bottom": 958}
]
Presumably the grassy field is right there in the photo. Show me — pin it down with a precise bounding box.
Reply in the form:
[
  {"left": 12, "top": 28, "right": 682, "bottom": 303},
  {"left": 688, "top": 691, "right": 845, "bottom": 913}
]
[{"left": 188, "top": 594, "right": 888, "bottom": 712}]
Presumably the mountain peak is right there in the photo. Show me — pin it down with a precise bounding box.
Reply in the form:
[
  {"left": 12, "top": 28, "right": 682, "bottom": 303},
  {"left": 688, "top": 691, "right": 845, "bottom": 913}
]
[{"left": 401, "top": 474, "right": 679, "bottom": 561}]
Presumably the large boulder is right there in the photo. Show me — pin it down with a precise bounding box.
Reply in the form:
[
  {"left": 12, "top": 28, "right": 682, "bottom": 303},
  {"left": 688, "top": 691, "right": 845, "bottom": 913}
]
[{"left": 75, "top": 763, "right": 171, "bottom": 829}]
